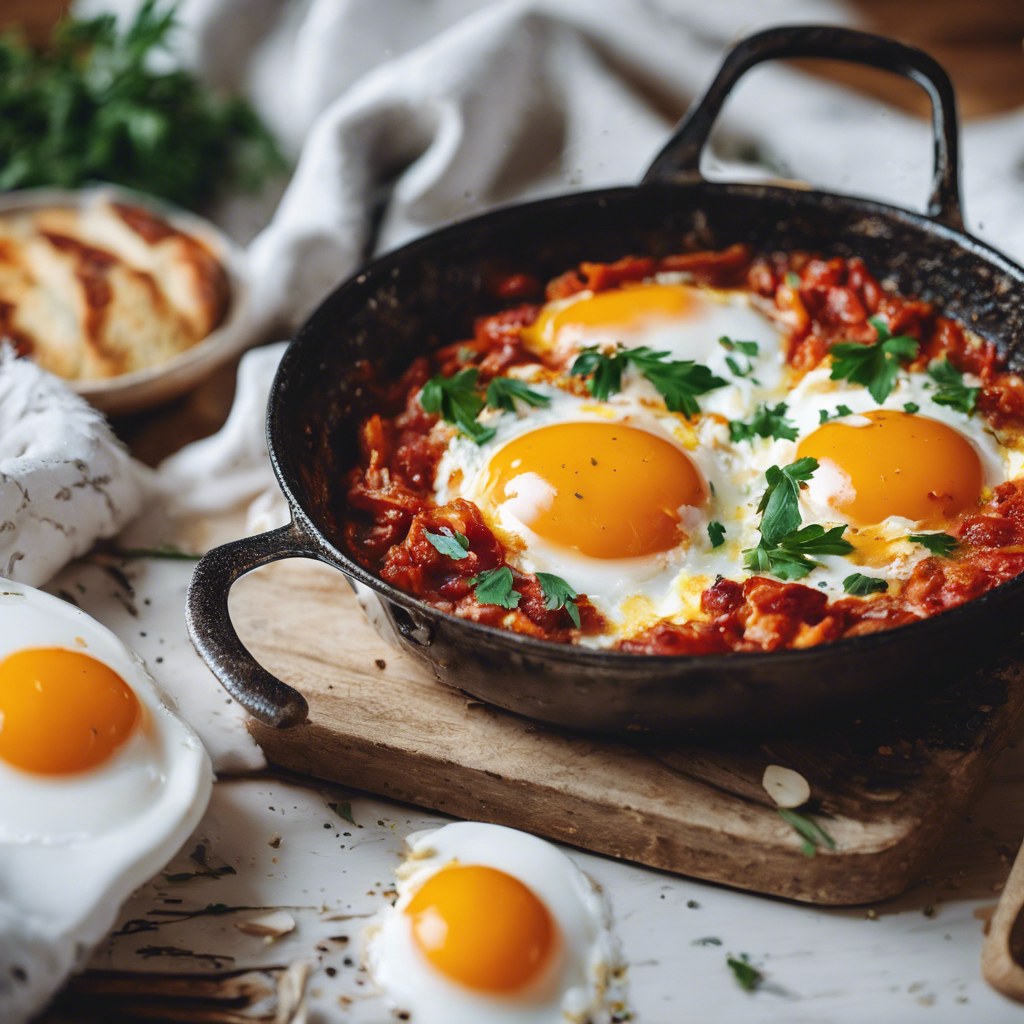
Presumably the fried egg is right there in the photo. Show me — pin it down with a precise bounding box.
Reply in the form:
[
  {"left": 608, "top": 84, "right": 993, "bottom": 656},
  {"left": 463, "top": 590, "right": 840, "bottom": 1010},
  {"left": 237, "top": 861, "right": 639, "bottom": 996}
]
[
  {"left": 365, "top": 822, "right": 628, "bottom": 1024},
  {"left": 432, "top": 277, "right": 1022, "bottom": 642},
  {"left": 0, "top": 580, "right": 212, "bottom": 1023}
]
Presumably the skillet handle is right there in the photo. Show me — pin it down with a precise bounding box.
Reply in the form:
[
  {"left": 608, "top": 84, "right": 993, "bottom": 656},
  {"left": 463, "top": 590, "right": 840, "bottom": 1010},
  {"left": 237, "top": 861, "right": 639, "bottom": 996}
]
[
  {"left": 642, "top": 25, "right": 964, "bottom": 231},
  {"left": 186, "top": 523, "right": 320, "bottom": 729}
]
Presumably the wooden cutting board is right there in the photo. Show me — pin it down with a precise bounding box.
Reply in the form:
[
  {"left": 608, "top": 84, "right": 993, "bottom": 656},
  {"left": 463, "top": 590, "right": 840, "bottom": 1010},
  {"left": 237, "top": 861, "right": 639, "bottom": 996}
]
[{"left": 234, "top": 559, "right": 1024, "bottom": 906}]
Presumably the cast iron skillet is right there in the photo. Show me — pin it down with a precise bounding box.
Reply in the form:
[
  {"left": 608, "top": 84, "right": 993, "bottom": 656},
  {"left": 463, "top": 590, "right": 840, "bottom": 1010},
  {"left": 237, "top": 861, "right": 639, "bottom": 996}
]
[{"left": 186, "top": 25, "right": 1024, "bottom": 736}]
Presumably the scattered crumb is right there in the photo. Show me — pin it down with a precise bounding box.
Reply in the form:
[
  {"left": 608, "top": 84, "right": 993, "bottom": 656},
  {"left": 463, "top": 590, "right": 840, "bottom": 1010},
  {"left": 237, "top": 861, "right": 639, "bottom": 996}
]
[
  {"left": 235, "top": 910, "right": 296, "bottom": 940},
  {"left": 375, "top": 659, "right": 386, "bottom": 670},
  {"left": 269, "top": 834, "right": 282, "bottom": 849}
]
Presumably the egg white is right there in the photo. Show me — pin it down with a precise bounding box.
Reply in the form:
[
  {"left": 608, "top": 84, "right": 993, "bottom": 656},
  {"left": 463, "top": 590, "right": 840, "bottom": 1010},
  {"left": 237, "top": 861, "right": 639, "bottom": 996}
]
[
  {"left": 364, "top": 822, "right": 628, "bottom": 1024},
  {"left": 432, "top": 281, "right": 1022, "bottom": 641},
  {"left": 0, "top": 581, "right": 212, "bottom": 1024}
]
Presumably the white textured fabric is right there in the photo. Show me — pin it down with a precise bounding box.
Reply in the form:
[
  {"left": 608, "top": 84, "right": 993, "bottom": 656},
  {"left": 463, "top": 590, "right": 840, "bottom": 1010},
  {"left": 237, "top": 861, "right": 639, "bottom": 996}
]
[
  {"left": 132, "top": 0, "right": 1024, "bottom": 520},
  {"left": 0, "top": 350, "right": 149, "bottom": 585}
]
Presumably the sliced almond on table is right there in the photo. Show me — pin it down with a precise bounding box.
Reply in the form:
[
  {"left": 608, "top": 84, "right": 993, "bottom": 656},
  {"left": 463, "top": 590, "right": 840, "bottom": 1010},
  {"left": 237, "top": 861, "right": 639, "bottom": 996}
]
[{"left": 762, "top": 764, "right": 811, "bottom": 809}]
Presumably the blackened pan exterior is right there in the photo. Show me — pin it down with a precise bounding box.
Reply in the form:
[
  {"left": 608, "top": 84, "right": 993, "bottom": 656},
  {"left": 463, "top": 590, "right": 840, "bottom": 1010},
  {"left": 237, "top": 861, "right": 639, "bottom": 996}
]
[{"left": 187, "top": 27, "right": 1024, "bottom": 734}]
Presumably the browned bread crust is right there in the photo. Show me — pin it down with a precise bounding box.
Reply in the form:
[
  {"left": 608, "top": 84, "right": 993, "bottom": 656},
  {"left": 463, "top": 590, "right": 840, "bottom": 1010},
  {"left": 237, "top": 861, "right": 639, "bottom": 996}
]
[{"left": 0, "top": 198, "right": 230, "bottom": 380}]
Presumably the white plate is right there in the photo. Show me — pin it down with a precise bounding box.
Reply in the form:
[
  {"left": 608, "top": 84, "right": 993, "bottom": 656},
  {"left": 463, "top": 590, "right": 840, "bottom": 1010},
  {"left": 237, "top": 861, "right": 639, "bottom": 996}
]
[{"left": 0, "top": 186, "right": 255, "bottom": 416}]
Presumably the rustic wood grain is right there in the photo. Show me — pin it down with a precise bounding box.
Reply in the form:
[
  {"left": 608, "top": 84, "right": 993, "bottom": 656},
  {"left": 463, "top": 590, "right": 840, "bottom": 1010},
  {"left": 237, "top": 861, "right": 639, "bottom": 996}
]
[{"left": 235, "top": 559, "right": 1024, "bottom": 906}]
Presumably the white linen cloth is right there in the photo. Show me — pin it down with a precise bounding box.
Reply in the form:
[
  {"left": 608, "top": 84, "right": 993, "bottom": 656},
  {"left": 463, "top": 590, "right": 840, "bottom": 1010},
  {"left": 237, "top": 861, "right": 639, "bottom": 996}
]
[{"left": 0, "top": 349, "right": 148, "bottom": 585}]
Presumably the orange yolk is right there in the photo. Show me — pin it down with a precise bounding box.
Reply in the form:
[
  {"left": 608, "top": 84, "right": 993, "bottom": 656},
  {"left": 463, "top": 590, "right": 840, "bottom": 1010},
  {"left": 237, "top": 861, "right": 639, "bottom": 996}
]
[
  {"left": 405, "top": 865, "right": 556, "bottom": 993},
  {"left": 525, "top": 283, "right": 693, "bottom": 347},
  {"left": 480, "top": 421, "right": 706, "bottom": 559},
  {"left": 796, "top": 409, "right": 983, "bottom": 526},
  {"left": 0, "top": 648, "right": 140, "bottom": 774}
]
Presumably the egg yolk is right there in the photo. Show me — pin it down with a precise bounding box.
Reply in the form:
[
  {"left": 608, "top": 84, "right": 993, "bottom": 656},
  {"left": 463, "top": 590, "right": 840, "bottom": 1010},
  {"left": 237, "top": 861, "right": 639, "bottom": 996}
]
[
  {"left": 480, "top": 421, "right": 706, "bottom": 559},
  {"left": 0, "top": 648, "right": 140, "bottom": 774},
  {"left": 796, "top": 409, "right": 983, "bottom": 526},
  {"left": 405, "top": 865, "right": 556, "bottom": 992},
  {"left": 526, "top": 283, "right": 692, "bottom": 347}
]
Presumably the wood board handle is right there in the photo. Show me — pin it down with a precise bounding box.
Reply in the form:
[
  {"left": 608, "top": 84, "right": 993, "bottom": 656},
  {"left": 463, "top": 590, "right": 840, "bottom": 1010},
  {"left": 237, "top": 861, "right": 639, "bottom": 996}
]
[{"left": 982, "top": 838, "right": 1024, "bottom": 1000}]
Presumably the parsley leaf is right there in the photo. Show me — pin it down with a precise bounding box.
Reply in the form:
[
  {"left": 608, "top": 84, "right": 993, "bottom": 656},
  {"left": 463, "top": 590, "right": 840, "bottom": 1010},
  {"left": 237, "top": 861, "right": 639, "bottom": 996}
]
[
  {"left": 778, "top": 808, "right": 836, "bottom": 857},
  {"left": 729, "top": 402, "right": 798, "bottom": 443},
  {"left": 757, "top": 458, "right": 818, "bottom": 545},
  {"left": 904, "top": 402, "right": 920, "bottom": 414},
  {"left": 818, "top": 404, "right": 854, "bottom": 424},
  {"left": 569, "top": 346, "right": 630, "bottom": 400},
  {"left": 720, "top": 336, "right": 759, "bottom": 377},
  {"left": 927, "top": 358, "right": 979, "bottom": 415},
  {"left": 829, "top": 316, "right": 919, "bottom": 403},
  {"left": 327, "top": 801, "right": 356, "bottom": 825},
  {"left": 469, "top": 566, "right": 520, "bottom": 609},
  {"left": 727, "top": 954, "right": 764, "bottom": 992},
  {"left": 423, "top": 527, "right": 470, "bottom": 560},
  {"left": 843, "top": 573, "right": 888, "bottom": 595},
  {"left": 571, "top": 345, "right": 727, "bottom": 417},
  {"left": 0, "top": 0, "right": 286, "bottom": 208},
  {"left": 485, "top": 377, "right": 551, "bottom": 412},
  {"left": 420, "top": 368, "right": 495, "bottom": 444},
  {"left": 708, "top": 521, "right": 726, "bottom": 548},
  {"left": 908, "top": 532, "right": 958, "bottom": 556},
  {"left": 536, "top": 572, "right": 581, "bottom": 628},
  {"left": 744, "top": 525, "right": 853, "bottom": 581}
]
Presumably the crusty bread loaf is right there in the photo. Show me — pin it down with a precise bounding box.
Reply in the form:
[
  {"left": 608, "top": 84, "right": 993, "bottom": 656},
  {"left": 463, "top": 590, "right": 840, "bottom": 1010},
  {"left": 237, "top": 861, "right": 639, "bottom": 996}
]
[{"left": 0, "top": 199, "right": 230, "bottom": 380}]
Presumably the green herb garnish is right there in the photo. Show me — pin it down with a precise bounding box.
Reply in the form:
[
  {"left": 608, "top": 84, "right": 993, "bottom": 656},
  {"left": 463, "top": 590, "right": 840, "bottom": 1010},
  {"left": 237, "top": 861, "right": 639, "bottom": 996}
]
[
  {"left": 0, "top": 0, "right": 286, "bottom": 208},
  {"left": 908, "top": 532, "right": 958, "bottom": 556},
  {"left": 843, "top": 573, "right": 889, "bottom": 596},
  {"left": 727, "top": 954, "right": 764, "bottom": 991},
  {"left": 904, "top": 402, "right": 920, "bottom": 414},
  {"left": 708, "top": 521, "right": 726, "bottom": 548},
  {"left": 423, "top": 527, "right": 470, "bottom": 560},
  {"left": 729, "top": 402, "right": 798, "bottom": 443},
  {"left": 536, "top": 572, "right": 581, "bottom": 628},
  {"left": 485, "top": 377, "right": 551, "bottom": 412},
  {"left": 744, "top": 525, "right": 853, "bottom": 582},
  {"left": 692, "top": 936, "right": 722, "bottom": 946},
  {"left": 328, "top": 801, "right": 356, "bottom": 825},
  {"left": 420, "top": 368, "right": 495, "bottom": 444},
  {"left": 571, "top": 345, "right": 727, "bottom": 417},
  {"left": 927, "top": 358, "right": 979, "bottom": 415},
  {"left": 818, "top": 404, "right": 854, "bottom": 425},
  {"left": 785, "top": 271, "right": 801, "bottom": 288},
  {"left": 755, "top": 458, "right": 818, "bottom": 545},
  {"left": 829, "top": 316, "right": 919, "bottom": 403},
  {"left": 719, "top": 336, "right": 759, "bottom": 377},
  {"left": 778, "top": 808, "right": 836, "bottom": 857},
  {"left": 469, "top": 566, "right": 520, "bottom": 609}
]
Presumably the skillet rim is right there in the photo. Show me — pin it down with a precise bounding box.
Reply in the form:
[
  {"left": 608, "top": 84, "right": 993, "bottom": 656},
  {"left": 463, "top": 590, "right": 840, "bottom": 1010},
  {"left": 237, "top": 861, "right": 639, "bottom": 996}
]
[{"left": 267, "top": 178, "right": 1024, "bottom": 671}]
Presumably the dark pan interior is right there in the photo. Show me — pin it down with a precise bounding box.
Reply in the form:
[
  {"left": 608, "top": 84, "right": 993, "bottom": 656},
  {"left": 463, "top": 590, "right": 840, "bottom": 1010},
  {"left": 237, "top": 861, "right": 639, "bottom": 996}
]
[
  {"left": 263, "top": 180, "right": 1024, "bottom": 733},
  {"left": 273, "top": 180, "right": 1024, "bottom": 540}
]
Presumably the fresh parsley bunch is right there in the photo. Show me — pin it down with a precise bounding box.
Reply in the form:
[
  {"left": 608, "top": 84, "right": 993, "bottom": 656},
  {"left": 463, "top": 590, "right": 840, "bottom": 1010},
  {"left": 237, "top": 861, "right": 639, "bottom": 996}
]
[{"left": 0, "top": 1, "right": 287, "bottom": 208}]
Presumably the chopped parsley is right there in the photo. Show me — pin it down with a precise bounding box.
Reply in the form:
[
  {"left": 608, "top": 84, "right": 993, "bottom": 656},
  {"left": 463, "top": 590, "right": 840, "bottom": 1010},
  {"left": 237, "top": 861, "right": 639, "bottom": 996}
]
[
  {"left": 744, "top": 525, "right": 854, "bottom": 582},
  {"left": 818, "top": 404, "right": 854, "bottom": 425},
  {"left": 328, "top": 801, "right": 356, "bottom": 825},
  {"left": 692, "top": 936, "right": 723, "bottom": 947},
  {"left": 727, "top": 954, "right": 764, "bottom": 992},
  {"left": 469, "top": 566, "right": 520, "bottom": 609},
  {"left": 743, "top": 459, "right": 853, "bottom": 580},
  {"left": 904, "top": 402, "right": 920, "bottom": 414},
  {"left": 778, "top": 808, "right": 836, "bottom": 857},
  {"left": 785, "top": 271, "right": 801, "bottom": 288},
  {"left": 828, "top": 316, "right": 919, "bottom": 403},
  {"left": 927, "top": 358, "right": 979, "bottom": 415},
  {"left": 571, "top": 345, "right": 727, "bottom": 417},
  {"left": 423, "top": 527, "right": 470, "bottom": 560},
  {"left": 843, "top": 573, "right": 889, "bottom": 596},
  {"left": 719, "top": 336, "right": 759, "bottom": 377},
  {"left": 485, "top": 377, "right": 550, "bottom": 412},
  {"left": 536, "top": 572, "right": 581, "bottom": 628},
  {"left": 729, "top": 402, "right": 798, "bottom": 443},
  {"left": 708, "top": 521, "right": 726, "bottom": 548},
  {"left": 420, "top": 367, "right": 494, "bottom": 444},
  {"left": 908, "top": 532, "right": 958, "bottom": 556}
]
